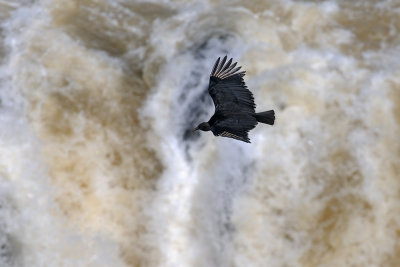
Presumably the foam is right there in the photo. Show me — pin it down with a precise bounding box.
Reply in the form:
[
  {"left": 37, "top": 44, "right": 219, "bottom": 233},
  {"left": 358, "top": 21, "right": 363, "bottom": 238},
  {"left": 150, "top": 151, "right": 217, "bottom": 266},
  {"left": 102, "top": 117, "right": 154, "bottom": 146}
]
[{"left": 0, "top": 0, "right": 400, "bottom": 266}]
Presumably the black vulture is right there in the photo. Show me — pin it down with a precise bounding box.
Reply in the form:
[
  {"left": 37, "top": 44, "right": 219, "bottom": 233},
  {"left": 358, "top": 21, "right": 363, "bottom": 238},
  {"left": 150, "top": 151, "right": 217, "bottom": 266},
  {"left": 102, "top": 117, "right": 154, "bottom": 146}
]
[{"left": 193, "top": 56, "right": 275, "bottom": 143}]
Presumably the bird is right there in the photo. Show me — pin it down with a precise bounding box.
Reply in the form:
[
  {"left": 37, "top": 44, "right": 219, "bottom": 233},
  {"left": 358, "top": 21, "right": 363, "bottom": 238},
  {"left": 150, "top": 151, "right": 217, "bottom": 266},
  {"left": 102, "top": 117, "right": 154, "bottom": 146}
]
[{"left": 193, "top": 56, "right": 275, "bottom": 143}]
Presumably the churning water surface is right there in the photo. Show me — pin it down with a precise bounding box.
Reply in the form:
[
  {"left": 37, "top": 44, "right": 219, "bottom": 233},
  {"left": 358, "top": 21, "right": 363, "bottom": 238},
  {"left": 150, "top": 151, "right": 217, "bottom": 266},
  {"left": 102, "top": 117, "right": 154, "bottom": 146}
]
[{"left": 0, "top": 0, "right": 400, "bottom": 266}]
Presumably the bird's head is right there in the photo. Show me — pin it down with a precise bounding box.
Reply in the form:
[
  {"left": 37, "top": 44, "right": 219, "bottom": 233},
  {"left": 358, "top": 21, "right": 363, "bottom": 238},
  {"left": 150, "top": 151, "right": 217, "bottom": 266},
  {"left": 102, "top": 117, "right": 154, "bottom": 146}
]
[{"left": 193, "top": 122, "right": 211, "bottom": 132}]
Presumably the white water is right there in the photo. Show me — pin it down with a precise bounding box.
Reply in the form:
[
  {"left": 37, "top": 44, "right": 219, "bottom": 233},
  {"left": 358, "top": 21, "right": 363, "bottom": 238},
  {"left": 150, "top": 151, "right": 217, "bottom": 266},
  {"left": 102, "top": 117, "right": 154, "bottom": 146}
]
[{"left": 1, "top": 0, "right": 400, "bottom": 266}]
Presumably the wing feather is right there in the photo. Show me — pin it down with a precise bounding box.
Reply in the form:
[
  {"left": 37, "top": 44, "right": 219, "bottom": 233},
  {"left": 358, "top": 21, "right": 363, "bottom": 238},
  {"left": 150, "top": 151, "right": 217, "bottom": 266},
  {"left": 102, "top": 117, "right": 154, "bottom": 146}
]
[
  {"left": 219, "top": 62, "right": 237, "bottom": 79},
  {"left": 211, "top": 57, "right": 220, "bottom": 76},
  {"left": 215, "top": 56, "right": 227, "bottom": 76},
  {"left": 219, "top": 131, "right": 250, "bottom": 143},
  {"left": 208, "top": 57, "right": 255, "bottom": 113},
  {"left": 210, "top": 116, "right": 257, "bottom": 143},
  {"left": 217, "top": 58, "right": 232, "bottom": 76},
  {"left": 220, "top": 67, "right": 242, "bottom": 79}
]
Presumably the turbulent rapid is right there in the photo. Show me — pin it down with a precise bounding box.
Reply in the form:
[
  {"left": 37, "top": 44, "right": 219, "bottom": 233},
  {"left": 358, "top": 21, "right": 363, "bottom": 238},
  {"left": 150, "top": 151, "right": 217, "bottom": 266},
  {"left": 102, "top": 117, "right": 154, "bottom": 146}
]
[{"left": 0, "top": 0, "right": 399, "bottom": 266}]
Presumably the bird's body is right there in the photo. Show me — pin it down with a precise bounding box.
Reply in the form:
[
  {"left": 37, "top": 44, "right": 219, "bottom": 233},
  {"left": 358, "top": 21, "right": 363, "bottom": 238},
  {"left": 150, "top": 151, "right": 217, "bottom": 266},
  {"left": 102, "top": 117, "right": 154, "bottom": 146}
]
[{"left": 194, "top": 56, "right": 275, "bottom": 143}]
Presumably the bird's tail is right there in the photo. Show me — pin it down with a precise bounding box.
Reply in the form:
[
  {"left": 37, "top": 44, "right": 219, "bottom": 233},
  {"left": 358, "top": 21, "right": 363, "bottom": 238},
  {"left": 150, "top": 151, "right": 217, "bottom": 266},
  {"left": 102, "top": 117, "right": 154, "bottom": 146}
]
[{"left": 254, "top": 110, "right": 275, "bottom": 125}]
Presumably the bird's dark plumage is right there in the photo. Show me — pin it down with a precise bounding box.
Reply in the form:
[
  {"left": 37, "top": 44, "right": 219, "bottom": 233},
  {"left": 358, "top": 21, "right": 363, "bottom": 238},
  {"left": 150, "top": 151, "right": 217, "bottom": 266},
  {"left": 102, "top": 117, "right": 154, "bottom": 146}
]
[{"left": 194, "top": 56, "right": 275, "bottom": 143}]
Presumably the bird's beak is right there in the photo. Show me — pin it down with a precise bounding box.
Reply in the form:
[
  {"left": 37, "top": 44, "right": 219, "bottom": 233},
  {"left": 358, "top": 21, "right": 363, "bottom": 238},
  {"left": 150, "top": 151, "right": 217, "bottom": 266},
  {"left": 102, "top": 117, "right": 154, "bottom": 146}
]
[{"left": 192, "top": 127, "right": 199, "bottom": 132}]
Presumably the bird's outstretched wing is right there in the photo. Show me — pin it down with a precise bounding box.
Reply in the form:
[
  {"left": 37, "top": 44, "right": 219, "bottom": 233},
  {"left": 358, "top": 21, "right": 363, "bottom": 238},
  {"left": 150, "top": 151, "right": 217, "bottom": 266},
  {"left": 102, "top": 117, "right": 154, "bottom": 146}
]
[
  {"left": 211, "top": 116, "right": 257, "bottom": 143},
  {"left": 208, "top": 56, "right": 255, "bottom": 113}
]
